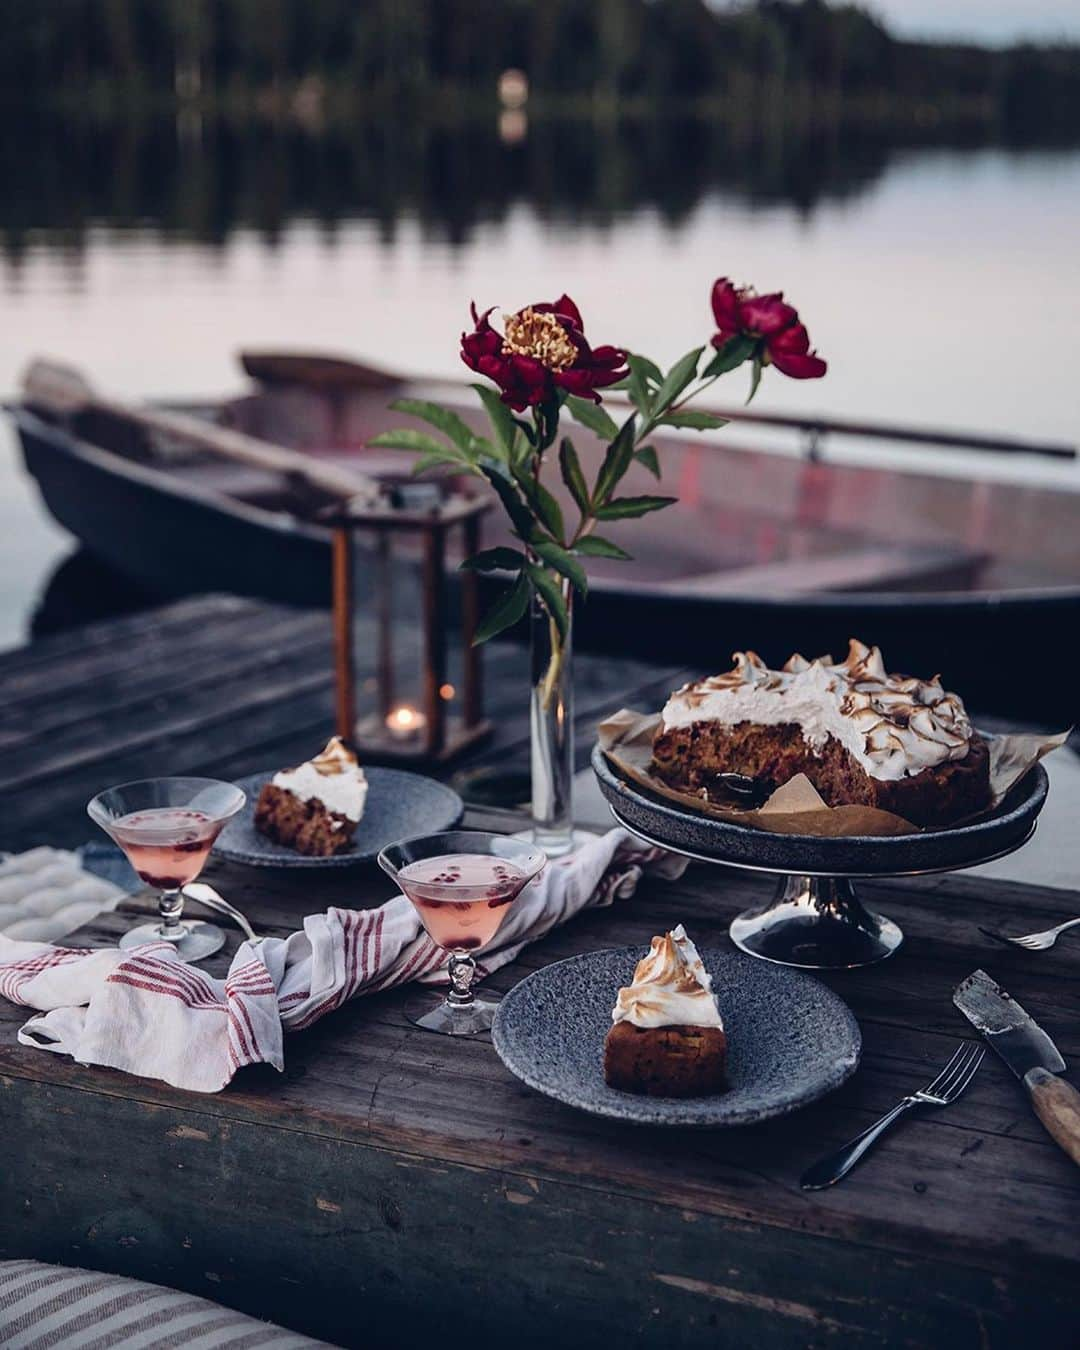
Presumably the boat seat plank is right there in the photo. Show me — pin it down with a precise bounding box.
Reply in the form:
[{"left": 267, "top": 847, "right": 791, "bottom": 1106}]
[{"left": 647, "top": 544, "right": 988, "bottom": 596}]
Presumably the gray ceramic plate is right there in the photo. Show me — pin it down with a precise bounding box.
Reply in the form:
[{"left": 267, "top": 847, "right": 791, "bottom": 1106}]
[
  {"left": 492, "top": 946, "right": 860, "bottom": 1127},
  {"left": 213, "top": 769, "right": 463, "bottom": 869},
  {"left": 592, "top": 742, "right": 1048, "bottom": 876}
]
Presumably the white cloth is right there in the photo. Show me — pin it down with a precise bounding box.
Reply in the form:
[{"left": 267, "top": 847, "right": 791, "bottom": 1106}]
[
  {"left": 0, "top": 848, "right": 128, "bottom": 942},
  {"left": 0, "top": 829, "right": 685, "bottom": 1094}
]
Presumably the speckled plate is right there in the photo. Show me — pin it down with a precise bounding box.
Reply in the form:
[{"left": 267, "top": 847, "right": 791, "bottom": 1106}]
[
  {"left": 592, "top": 742, "right": 1048, "bottom": 876},
  {"left": 492, "top": 946, "right": 860, "bottom": 1127},
  {"left": 213, "top": 769, "right": 463, "bottom": 869}
]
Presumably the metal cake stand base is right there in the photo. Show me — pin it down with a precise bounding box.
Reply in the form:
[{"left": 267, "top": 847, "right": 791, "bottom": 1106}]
[{"left": 610, "top": 808, "right": 1037, "bottom": 970}]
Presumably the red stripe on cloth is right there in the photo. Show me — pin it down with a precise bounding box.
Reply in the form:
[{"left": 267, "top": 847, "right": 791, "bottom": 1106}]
[
  {"left": 228, "top": 995, "right": 262, "bottom": 1065},
  {"left": 371, "top": 911, "right": 384, "bottom": 985},
  {"left": 124, "top": 954, "right": 218, "bottom": 1002},
  {"left": 0, "top": 947, "right": 94, "bottom": 1003},
  {"left": 226, "top": 963, "right": 275, "bottom": 996},
  {"left": 106, "top": 972, "right": 224, "bottom": 1010},
  {"left": 120, "top": 961, "right": 221, "bottom": 1015},
  {"left": 113, "top": 957, "right": 222, "bottom": 1010}
]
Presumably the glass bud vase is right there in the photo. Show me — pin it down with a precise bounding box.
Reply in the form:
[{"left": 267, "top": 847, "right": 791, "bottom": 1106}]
[{"left": 529, "top": 580, "right": 574, "bottom": 857}]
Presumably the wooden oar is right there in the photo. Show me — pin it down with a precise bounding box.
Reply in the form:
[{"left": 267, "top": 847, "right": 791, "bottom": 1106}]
[{"left": 21, "top": 358, "right": 383, "bottom": 507}]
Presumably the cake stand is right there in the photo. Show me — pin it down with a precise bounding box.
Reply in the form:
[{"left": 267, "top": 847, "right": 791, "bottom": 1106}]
[{"left": 592, "top": 744, "right": 1049, "bottom": 970}]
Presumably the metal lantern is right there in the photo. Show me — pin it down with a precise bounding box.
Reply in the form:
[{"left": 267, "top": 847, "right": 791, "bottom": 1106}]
[{"left": 328, "top": 486, "right": 493, "bottom": 765}]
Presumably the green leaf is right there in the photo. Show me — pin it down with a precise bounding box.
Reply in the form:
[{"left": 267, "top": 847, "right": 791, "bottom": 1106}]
[
  {"left": 474, "top": 572, "right": 529, "bottom": 644},
  {"left": 389, "top": 399, "right": 478, "bottom": 456},
  {"left": 747, "top": 356, "right": 763, "bottom": 404},
  {"left": 558, "top": 437, "right": 590, "bottom": 516},
  {"left": 631, "top": 354, "right": 664, "bottom": 387},
  {"left": 471, "top": 383, "right": 517, "bottom": 460},
  {"left": 634, "top": 445, "right": 661, "bottom": 479},
  {"left": 511, "top": 463, "right": 564, "bottom": 541},
  {"left": 369, "top": 429, "right": 459, "bottom": 457},
  {"left": 480, "top": 464, "right": 538, "bottom": 542},
  {"left": 459, "top": 547, "right": 524, "bottom": 572},
  {"left": 652, "top": 346, "right": 704, "bottom": 413},
  {"left": 574, "top": 535, "right": 632, "bottom": 561},
  {"left": 702, "top": 334, "right": 757, "bottom": 379},
  {"left": 412, "top": 451, "right": 461, "bottom": 477},
  {"left": 564, "top": 395, "right": 619, "bottom": 442},
  {"left": 592, "top": 415, "right": 637, "bottom": 506},
  {"left": 593, "top": 494, "right": 677, "bottom": 520},
  {"left": 626, "top": 356, "right": 654, "bottom": 415},
  {"left": 530, "top": 539, "right": 588, "bottom": 597},
  {"left": 660, "top": 410, "right": 729, "bottom": 431},
  {"left": 525, "top": 563, "right": 569, "bottom": 641},
  {"left": 513, "top": 416, "right": 537, "bottom": 447}
]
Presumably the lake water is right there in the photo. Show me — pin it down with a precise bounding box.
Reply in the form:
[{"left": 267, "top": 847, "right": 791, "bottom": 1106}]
[{"left": 2, "top": 123, "right": 1078, "bottom": 650}]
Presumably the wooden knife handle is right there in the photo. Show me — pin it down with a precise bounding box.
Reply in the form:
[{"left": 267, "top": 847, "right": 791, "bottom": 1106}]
[{"left": 1024, "top": 1067, "right": 1080, "bottom": 1166}]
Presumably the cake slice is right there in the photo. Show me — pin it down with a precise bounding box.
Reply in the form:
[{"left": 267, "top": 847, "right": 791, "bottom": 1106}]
[
  {"left": 603, "top": 925, "right": 727, "bottom": 1097},
  {"left": 254, "top": 736, "right": 368, "bottom": 857},
  {"left": 651, "top": 640, "right": 991, "bottom": 828}
]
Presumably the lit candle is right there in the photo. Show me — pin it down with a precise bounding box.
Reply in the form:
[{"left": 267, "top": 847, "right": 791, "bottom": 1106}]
[{"left": 386, "top": 704, "right": 427, "bottom": 741}]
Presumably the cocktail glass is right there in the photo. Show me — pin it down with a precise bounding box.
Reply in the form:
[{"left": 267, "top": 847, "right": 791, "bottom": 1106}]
[
  {"left": 378, "top": 830, "right": 546, "bottom": 1035},
  {"left": 87, "top": 777, "right": 246, "bottom": 961}
]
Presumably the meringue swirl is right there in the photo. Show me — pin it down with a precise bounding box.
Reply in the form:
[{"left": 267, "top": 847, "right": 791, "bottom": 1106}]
[
  {"left": 612, "top": 925, "right": 724, "bottom": 1030},
  {"left": 660, "top": 640, "right": 973, "bottom": 783},
  {"left": 273, "top": 736, "right": 369, "bottom": 823}
]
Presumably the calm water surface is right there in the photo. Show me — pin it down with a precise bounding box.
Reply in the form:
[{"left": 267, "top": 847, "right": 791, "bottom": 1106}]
[{"left": 1, "top": 138, "right": 1078, "bottom": 649}]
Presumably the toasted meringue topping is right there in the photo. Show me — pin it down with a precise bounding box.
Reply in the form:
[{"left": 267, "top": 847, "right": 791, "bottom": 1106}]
[
  {"left": 612, "top": 925, "right": 723, "bottom": 1030},
  {"left": 273, "top": 736, "right": 368, "bottom": 822},
  {"left": 661, "top": 639, "right": 973, "bottom": 782}
]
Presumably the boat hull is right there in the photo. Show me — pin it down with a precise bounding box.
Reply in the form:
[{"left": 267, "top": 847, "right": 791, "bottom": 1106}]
[{"left": 14, "top": 406, "right": 1080, "bottom": 725}]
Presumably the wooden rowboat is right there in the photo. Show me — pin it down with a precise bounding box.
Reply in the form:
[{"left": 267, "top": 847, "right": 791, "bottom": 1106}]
[{"left": 9, "top": 353, "right": 1079, "bottom": 722}]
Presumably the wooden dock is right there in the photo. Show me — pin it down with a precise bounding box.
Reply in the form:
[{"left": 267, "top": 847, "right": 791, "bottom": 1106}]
[
  {"left": 1, "top": 596, "right": 1078, "bottom": 1347},
  {"left": 0, "top": 593, "right": 690, "bottom": 851}
]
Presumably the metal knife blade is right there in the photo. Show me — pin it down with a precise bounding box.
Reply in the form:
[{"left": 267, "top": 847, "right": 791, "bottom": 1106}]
[{"left": 953, "top": 969, "right": 1066, "bottom": 1079}]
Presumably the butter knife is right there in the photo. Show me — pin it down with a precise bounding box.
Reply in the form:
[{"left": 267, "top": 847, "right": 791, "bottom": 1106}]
[{"left": 954, "top": 969, "right": 1080, "bottom": 1167}]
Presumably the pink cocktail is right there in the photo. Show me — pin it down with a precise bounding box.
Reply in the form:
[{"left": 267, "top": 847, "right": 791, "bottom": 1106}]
[
  {"left": 398, "top": 853, "right": 526, "bottom": 951},
  {"left": 379, "top": 832, "right": 545, "bottom": 1035},
  {"left": 88, "top": 778, "right": 246, "bottom": 962},
  {"left": 110, "top": 808, "right": 220, "bottom": 889}
]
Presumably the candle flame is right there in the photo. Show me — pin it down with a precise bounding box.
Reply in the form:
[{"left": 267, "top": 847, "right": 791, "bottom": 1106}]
[{"left": 387, "top": 704, "right": 424, "bottom": 732}]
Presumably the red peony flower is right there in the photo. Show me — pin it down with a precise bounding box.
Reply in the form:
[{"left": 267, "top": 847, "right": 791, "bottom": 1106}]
[
  {"left": 461, "top": 294, "right": 628, "bottom": 411},
  {"left": 710, "top": 278, "right": 827, "bottom": 380}
]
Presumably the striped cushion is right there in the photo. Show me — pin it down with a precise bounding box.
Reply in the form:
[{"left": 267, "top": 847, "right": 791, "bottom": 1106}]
[{"left": 0, "top": 1261, "right": 335, "bottom": 1349}]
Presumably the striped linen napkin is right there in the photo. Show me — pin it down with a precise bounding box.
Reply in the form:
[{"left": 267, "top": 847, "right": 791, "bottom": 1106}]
[{"left": 0, "top": 828, "right": 685, "bottom": 1094}]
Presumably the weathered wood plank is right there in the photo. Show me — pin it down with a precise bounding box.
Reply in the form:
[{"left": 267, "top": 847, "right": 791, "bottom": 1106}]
[
  {"left": 0, "top": 594, "right": 689, "bottom": 851},
  {"left": 2, "top": 860, "right": 1078, "bottom": 1295},
  {"left": 6, "top": 1074, "right": 1073, "bottom": 1350}
]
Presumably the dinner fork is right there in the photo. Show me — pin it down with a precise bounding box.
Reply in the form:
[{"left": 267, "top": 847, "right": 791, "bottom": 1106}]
[
  {"left": 800, "top": 1042, "right": 985, "bottom": 1190},
  {"left": 979, "top": 917, "right": 1080, "bottom": 952}
]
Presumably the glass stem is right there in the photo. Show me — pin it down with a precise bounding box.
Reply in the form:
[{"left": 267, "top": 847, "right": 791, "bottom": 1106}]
[
  {"left": 530, "top": 581, "right": 574, "bottom": 857},
  {"left": 447, "top": 953, "right": 477, "bottom": 1007},
  {"left": 157, "top": 888, "right": 186, "bottom": 941}
]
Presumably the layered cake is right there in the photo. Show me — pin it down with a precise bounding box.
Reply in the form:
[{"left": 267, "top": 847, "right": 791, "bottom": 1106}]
[
  {"left": 651, "top": 640, "right": 991, "bottom": 828},
  {"left": 254, "top": 736, "right": 368, "bottom": 856},
  {"left": 604, "top": 925, "right": 727, "bottom": 1097}
]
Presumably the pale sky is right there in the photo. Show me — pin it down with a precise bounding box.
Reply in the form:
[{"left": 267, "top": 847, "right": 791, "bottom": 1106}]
[{"left": 867, "top": 1, "right": 1080, "bottom": 45}]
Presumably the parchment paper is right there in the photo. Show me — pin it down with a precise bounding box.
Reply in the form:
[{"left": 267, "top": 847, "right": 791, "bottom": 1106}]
[{"left": 598, "top": 709, "right": 1070, "bottom": 838}]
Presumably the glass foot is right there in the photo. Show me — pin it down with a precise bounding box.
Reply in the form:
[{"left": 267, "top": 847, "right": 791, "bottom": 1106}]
[
  {"left": 405, "top": 992, "right": 502, "bottom": 1036},
  {"left": 119, "top": 919, "right": 226, "bottom": 963},
  {"left": 729, "top": 875, "right": 903, "bottom": 969}
]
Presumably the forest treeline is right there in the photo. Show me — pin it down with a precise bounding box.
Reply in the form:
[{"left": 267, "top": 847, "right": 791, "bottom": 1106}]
[{"left": 2, "top": 0, "right": 1078, "bottom": 133}]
